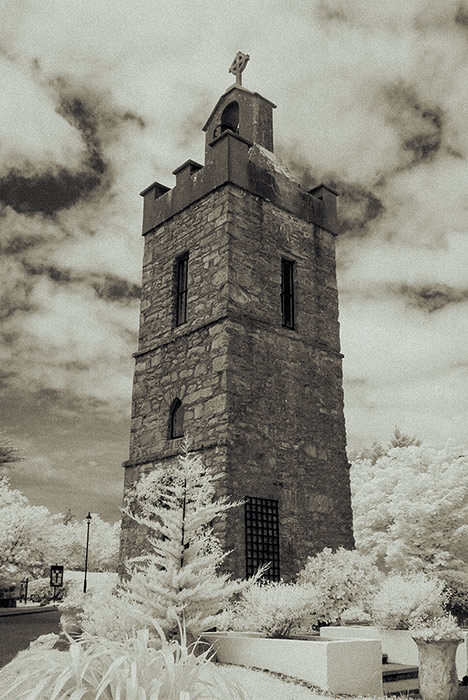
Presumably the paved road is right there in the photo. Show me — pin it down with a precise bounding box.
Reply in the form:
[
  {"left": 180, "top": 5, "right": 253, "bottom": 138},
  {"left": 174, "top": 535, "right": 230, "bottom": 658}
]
[{"left": 0, "top": 610, "right": 61, "bottom": 668}]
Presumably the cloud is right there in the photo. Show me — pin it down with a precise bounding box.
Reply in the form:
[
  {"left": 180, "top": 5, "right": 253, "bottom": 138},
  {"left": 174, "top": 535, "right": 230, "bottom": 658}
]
[
  {"left": 0, "top": 56, "right": 85, "bottom": 177},
  {"left": 398, "top": 284, "right": 468, "bottom": 313},
  {"left": 1, "top": 275, "right": 137, "bottom": 407},
  {"left": 2, "top": 0, "right": 468, "bottom": 519}
]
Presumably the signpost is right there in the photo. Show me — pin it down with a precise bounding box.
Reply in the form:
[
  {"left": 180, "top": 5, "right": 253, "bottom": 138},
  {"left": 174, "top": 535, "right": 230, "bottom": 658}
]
[{"left": 50, "top": 564, "right": 64, "bottom": 602}]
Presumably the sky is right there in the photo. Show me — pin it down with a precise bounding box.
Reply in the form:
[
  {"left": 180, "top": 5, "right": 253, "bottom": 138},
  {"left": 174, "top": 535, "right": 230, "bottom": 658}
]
[{"left": 1, "top": 0, "right": 468, "bottom": 522}]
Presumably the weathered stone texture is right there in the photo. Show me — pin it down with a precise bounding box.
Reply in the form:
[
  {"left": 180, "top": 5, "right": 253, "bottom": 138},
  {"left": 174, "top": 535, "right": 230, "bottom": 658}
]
[{"left": 120, "top": 85, "right": 354, "bottom": 580}]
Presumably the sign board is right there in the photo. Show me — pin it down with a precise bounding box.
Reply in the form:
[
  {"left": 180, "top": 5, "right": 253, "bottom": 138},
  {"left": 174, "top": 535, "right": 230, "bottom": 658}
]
[{"left": 50, "top": 565, "right": 64, "bottom": 587}]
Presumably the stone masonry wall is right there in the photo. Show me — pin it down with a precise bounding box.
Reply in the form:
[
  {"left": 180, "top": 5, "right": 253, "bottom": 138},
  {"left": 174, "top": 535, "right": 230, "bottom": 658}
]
[
  {"left": 120, "top": 188, "right": 233, "bottom": 562},
  {"left": 219, "top": 188, "right": 354, "bottom": 579},
  {"left": 120, "top": 181, "right": 354, "bottom": 578}
]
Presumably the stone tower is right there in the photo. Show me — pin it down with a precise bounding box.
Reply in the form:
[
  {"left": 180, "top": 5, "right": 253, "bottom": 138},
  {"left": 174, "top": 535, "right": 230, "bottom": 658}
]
[{"left": 120, "top": 73, "right": 354, "bottom": 581}]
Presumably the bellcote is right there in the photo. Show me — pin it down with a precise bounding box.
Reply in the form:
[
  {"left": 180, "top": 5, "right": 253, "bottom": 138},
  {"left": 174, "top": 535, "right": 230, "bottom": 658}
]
[{"left": 202, "top": 84, "right": 276, "bottom": 162}]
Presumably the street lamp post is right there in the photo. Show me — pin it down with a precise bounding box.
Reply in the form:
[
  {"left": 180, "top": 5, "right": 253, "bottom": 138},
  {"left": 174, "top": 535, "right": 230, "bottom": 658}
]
[{"left": 83, "top": 512, "right": 92, "bottom": 593}]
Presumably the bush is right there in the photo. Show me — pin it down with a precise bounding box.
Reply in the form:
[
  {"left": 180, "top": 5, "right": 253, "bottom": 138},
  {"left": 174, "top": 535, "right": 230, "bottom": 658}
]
[
  {"left": 340, "top": 606, "right": 372, "bottom": 625},
  {"left": 298, "top": 548, "right": 383, "bottom": 625},
  {"left": 77, "top": 576, "right": 146, "bottom": 641},
  {"left": 439, "top": 571, "right": 468, "bottom": 625},
  {"left": 28, "top": 578, "right": 69, "bottom": 604},
  {"left": 5, "top": 625, "right": 248, "bottom": 700},
  {"left": 221, "top": 582, "right": 320, "bottom": 637},
  {"left": 410, "top": 613, "right": 462, "bottom": 642},
  {"left": 0, "top": 579, "right": 18, "bottom": 599},
  {"left": 370, "top": 572, "right": 447, "bottom": 629}
]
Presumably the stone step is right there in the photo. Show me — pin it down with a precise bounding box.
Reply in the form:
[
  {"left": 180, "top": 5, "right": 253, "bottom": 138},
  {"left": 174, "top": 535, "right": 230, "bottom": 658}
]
[{"left": 383, "top": 664, "right": 419, "bottom": 695}]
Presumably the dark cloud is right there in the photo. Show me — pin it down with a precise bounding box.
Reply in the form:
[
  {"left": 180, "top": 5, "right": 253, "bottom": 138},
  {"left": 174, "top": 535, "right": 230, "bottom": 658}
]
[
  {"left": 0, "top": 70, "right": 146, "bottom": 218},
  {"left": 16, "top": 261, "right": 140, "bottom": 302},
  {"left": 22, "top": 263, "right": 71, "bottom": 282},
  {"left": 399, "top": 284, "right": 468, "bottom": 312},
  {"left": 91, "top": 275, "right": 141, "bottom": 301},
  {"left": 455, "top": 2, "right": 468, "bottom": 28},
  {"left": 0, "top": 91, "right": 109, "bottom": 215},
  {"left": 0, "top": 167, "right": 103, "bottom": 215},
  {"left": 383, "top": 84, "right": 443, "bottom": 166},
  {"left": 314, "top": 0, "right": 348, "bottom": 23},
  {"left": 403, "top": 109, "right": 442, "bottom": 162},
  {"left": 2, "top": 234, "right": 43, "bottom": 255},
  {"left": 334, "top": 182, "right": 385, "bottom": 237},
  {"left": 122, "top": 111, "right": 146, "bottom": 128}
]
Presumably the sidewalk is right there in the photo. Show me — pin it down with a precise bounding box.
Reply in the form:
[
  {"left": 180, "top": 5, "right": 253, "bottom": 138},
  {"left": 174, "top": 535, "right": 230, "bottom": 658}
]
[{"left": 0, "top": 604, "right": 58, "bottom": 617}]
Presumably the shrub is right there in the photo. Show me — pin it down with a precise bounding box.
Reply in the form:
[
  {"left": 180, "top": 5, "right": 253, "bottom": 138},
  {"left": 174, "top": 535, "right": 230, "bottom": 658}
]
[
  {"left": 221, "top": 582, "right": 320, "bottom": 637},
  {"left": 370, "top": 572, "right": 448, "bottom": 629},
  {"left": 340, "top": 606, "right": 372, "bottom": 625},
  {"left": 56, "top": 572, "right": 143, "bottom": 641},
  {"left": 78, "top": 577, "right": 146, "bottom": 641},
  {"left": 410, "top": 614, "right": 462, "bottom": 641},
  {"left": 439, "top": 570, "right": 468, "bottom": 625},
  {"left": 0, "top": 579, "right": 18, "bottom": 599},
  {"left": 5, "top": 624, "right": 248, "bottom": 700},
  {"left": 297, "top": 547, "right": 383, "bottom": 625},
  {"left": 28, "top": 577, "right": 69, "bottom": 604}
]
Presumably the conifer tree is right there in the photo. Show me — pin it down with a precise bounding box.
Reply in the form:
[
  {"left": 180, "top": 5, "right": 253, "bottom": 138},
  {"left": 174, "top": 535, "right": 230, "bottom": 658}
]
[{"left": 122, "top": 442, "right": 257, "bottom": 642}]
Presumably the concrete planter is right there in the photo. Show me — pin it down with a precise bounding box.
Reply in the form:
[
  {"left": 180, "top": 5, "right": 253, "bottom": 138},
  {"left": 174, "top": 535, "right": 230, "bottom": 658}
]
[
  {"left": 202, "top": 631, "right": 382, "bottom": 696},
  {"left": 323, "top": 626, "right": 468, "bottom": 680},
  {"left": 413, "top": 638, "right": 462, "bottom": 700}
]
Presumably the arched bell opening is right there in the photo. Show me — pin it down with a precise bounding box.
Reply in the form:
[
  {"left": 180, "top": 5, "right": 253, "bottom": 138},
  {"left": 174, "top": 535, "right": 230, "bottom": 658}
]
[{"left": 213, "top": 101, "right": 239, "bottom": 139}]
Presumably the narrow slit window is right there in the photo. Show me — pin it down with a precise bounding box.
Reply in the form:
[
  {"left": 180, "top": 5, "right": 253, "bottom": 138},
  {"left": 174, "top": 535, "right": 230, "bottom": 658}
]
[
  {"left": 170, "top": 399, "right": 184, "bottom": 439},
  {"left": 245, "top": 497, "right": 280, "bottom": 581},
  {"left": 281, "top": 258, "right": 295, "bottom": 329},
  {"left": 175, "top": 253, "right": 189, "bottom": 326}
]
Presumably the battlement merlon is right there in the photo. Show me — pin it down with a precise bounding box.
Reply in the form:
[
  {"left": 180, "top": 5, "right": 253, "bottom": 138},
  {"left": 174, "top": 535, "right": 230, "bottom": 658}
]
[{"left": 140, "top": 135, "right": 339, "bottom": 235}]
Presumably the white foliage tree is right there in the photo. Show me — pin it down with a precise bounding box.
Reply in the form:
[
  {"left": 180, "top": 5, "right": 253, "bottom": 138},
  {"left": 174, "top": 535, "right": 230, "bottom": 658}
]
[
  {"left": 351, "top": 442, "right": 468, "bottom": 574},
  {"left": 0, "top": 478, "right": 54, "bottom": 580},
  {"left": 121, "top": 443, "right": 257, "bottom": 642},
  {"left": 0, "top": 477, "right": 119, "bottom": 581},
  {"left": 49, "top": 516, "right": 120, "bottom": 572}
]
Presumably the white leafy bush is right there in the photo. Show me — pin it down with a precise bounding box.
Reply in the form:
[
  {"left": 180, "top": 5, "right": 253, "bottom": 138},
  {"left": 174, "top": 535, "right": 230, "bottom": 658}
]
[
  {"left": 221, "top": 582, "right": 320, "bottom": 637},
  {"left": 78, "top": 579, "right": 146, "bottom": 641},
  {"left": 370, "top": 572, "right": 448, "bottom": 629},
  {"left": 410, "top": 613, "right": 463, "bottom": 641},
  {"left": 28, "top": 577, "right": 70, "bottom": 604},
  {"left": 57, "top": 572, "right": 143, "bottom": 641},
  {"left": 298, "top": 547, "right": 383, "bottom": 625},
  {"left": 340, "top": 606, "right": 372, "bottom": 625},
  {"left": 5, "top": 623, "right": 248, "bottom": 700}
]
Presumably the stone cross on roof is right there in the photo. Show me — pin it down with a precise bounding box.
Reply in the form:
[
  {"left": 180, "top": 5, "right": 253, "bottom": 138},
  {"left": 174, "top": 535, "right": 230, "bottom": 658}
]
[{"left": 229, "top": 51, "right": 250, "bottom": 86}]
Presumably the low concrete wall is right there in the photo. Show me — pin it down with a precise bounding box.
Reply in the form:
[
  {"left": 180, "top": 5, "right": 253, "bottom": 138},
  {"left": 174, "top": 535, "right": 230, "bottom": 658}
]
[
  {"left": 322, "top": 626, "right": 468, "bottom": 680},
  {"left": 203, "top": 632, "right": 383, "bottom": 696}
]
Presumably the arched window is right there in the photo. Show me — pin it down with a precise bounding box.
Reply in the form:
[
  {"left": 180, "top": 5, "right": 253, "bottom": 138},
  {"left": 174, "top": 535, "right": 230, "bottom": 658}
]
[
  {"left": 169, "top": 399, "right": 184, "bottom": 439},
  {"left": 220, "top": 101, "right": 239, "bottom": 134}
]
